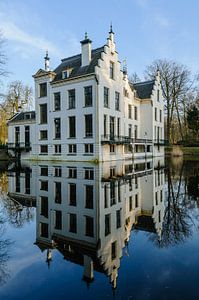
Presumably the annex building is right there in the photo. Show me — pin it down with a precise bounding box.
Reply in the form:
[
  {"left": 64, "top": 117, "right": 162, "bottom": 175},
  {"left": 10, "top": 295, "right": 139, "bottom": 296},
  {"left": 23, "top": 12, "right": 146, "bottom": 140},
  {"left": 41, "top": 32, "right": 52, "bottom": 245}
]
[{"left": 8, "top": 27, "right": 164, "bottom": 162}]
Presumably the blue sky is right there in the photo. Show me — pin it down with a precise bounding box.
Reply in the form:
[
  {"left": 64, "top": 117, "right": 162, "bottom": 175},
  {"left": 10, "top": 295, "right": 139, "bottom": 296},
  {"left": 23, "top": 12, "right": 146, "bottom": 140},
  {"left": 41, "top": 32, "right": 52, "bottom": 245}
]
[{"left": 0, "top": 0, "right": 199, "bottom": 91}]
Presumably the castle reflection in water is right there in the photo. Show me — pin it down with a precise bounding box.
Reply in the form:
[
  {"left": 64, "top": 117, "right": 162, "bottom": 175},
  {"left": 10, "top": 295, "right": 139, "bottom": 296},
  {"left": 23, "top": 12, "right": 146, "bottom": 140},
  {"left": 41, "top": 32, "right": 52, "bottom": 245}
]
[{"left": 7, "top": 157, "right": 165, "bottom": 289}]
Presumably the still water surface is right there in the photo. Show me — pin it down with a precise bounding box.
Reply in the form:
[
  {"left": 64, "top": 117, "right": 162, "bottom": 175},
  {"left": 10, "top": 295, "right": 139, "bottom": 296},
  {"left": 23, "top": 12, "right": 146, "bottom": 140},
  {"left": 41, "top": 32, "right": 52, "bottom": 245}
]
[{"left": 0, "top": 157, "right": 198, "bottom": 300}]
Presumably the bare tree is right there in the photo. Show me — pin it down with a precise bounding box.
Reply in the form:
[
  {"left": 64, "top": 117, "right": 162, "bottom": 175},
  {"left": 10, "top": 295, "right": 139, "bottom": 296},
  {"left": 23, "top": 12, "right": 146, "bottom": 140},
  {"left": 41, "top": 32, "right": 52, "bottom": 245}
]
[
  {"left": 129, "top": 72, "right": 141, "bottom": 84},
  {"left": 145, "top": 59, "right": 193, "bottom": 143}
]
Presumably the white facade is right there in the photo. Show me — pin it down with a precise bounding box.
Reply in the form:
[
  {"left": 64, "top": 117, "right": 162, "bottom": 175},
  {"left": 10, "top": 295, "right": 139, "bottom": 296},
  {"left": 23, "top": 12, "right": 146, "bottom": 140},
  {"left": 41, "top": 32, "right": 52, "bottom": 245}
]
[
  {"left": 7, "top": 157, "right": 165, "bottom": 288},
  {"left": 7, "top": 29, "right": 164, "bottom": 162}
]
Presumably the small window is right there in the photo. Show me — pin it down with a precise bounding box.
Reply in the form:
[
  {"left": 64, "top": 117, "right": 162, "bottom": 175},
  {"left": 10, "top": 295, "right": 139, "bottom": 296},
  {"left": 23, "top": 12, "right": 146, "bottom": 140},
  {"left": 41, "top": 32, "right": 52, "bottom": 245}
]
[
  {"left": 40, "top": 145, "right": 48, "bottom": 154},
  {"left": 84, "top": 144, "right": 94, "bottom": 154},
  {"left": 40, "top": 130, "right": 48, "bottom": 140},
  {"left": 110, "top": 61, "right": 114, "bottom": 79},
  {"left": 40, "top": 180, "right": 48, "bottom": 191},
  {"left": 68, "top": 144, "right": 77, "bottom": 154},
  {"left": 54, "top": 144, "right": 61, "bottom": 154},
  {"left": 110, "top": 145, "right": 115, "bottom": 153},
  {"left": 116, "top": 209, "right": 121, "bottom": 228},
  {"left": 104, "top": 87, "right": 109, "bottom": 108},
  {"left": 39, "top": 83, "right": 47, "bottom": 97},
  {"left": 68, "top": 167, "right": 77, "bottom": 178},
  {"left": 84, "top": 86, "right": 92, "bottom": 107},
  {"left": 54, "top": 92, "right": 61, "bottom": 111},
  {"left": 62, "top": 70, "right": 68, "bottom": 79},
  {"left": 40, "top": 166, "right": 48, "bottom": 176},
  {"left": 85, "top": 168, "right": 94, "bottom": 180},
  {"left": 157, "top": 89, "right": 160, "bottom": 102},
  {"left": 54, "top": 166, "right": 62, "bottom": 177},
  {"left": 129, "top": 196, "right": 133, "bottom": 211}
]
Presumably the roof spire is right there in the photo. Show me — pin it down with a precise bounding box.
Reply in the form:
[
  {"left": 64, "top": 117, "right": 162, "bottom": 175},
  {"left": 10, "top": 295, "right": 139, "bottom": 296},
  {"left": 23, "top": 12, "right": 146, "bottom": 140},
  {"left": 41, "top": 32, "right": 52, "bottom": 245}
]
[
  {"left": 44, "top": 50, "right": 50, "bottom": 71},
  {"left": 109, "top": 22, "right": 114, "bottom": 34}
]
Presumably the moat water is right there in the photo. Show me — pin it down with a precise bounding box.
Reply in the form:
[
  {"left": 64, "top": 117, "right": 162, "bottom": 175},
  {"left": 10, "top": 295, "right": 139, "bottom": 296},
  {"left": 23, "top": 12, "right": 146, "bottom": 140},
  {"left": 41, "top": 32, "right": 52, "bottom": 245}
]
[{"left": 0, "top": 156, "right": 198, "bottom": 300}]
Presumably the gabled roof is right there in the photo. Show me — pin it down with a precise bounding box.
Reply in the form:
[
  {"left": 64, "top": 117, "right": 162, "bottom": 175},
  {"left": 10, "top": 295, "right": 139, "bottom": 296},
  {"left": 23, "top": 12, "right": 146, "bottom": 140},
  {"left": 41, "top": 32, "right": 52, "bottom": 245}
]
[
  {"left": 52, "top": 46, "right": 105, "bottom": 83},
  {"left": 132, "top": 79, "right": 155, "bottom": 99},
  {"left": 8, "top": 111, "right": 36, "bottom": 124}
]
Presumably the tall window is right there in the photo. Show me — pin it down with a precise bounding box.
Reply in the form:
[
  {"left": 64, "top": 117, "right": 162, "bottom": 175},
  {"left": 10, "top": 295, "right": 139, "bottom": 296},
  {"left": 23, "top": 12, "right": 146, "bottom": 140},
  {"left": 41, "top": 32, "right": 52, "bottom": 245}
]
[
  {"left": 85, "top": 144, "right": 93, "bottom": 154},
  {"left": 15, "top": 127, "right": 20, "bottom": 144},
  {"left": 157, "top": 89, "right": 160, "bottom": 102},
  {"left": 68, "top": 89, "right": 75, "bottom": 109},
  {"left": 85, "top": 216, "right": 94, "bottom": 237},
  {"left": 134, "top": 125, "right": 138, "bottom": 139},
  {"left": 128, "top": 124, "right": 132, "bottom": 138},
  {"left": 68, "top": 167, "right": 77, "bottom": 178},
  {"left": 55, "top": 182, "right": 61, "bottom": 204},
  {"left": 105, "top": 214, "right": 111, "bottom": 236},
  {"left": 41, "top": 196, "right": 48, "bottom": 218},
  {"left": 85, "top": 114, "right": 93, "bottom": 137},
  {"left": 40, "top": 104, "right": 47, "bottom": 124},
  {"left": 155, "top": 107, "right": 157, "bottom": 121},
  {"left": 117, "top": 118, "right": 120, "bottom": 137},
  {"left": 54, "top": 144, "right": 61, "bottom": 154},
  {"left": 104, "top": 115, "right": 107, "bottom": 137},
  {"left": 160, "top": 110, "right": 162, "bottom": 122},
  {"left": 69, "top": 213, "right": 77, "bottom": 233},
  {"left": 69, "top": 183, "right": 76, "bottom": 206},
  {"left": 110, "top": 182, "right": 116, "bottom": 206},
  {"left": 54, "top": 92, "right": 61, "bottom": 111},
  {"left": 68, "top": 144, "right": 76, "bottom": 154},
  {"left": 115, "top": 92, "right": 120, "bottom": 111},
  {"left": 104, "top": 87, "right": 109, "bottom": 108},
  {"left": 54, "top": 118, "right": 61, "bottom": 139},
  {"left": 55, "top": 210, "right": 62, "bottom": 230},
  {"left": 69, "top": 116, "right": 76, "bottom": 138},
  {"left": 134, "top": 106, "right": 138, "bottom": 120},
  {"left": 39, "top": 82, "right": 47, "bottom": 97},
  {"left": 84, "top": 86, "right": 92, "bottom": 107},
  {"left": 110, "top": 61, "right": 114, "bottom": 79},
  {"left": 116, "top": 209, "right": 121, "bottom": 228},
  {"left": 85, "top": 168, "right": 94, "bottom": 180},
  {"left": 128, "top": 105, "right": 132, "bottom": 119},
  {"left": 85, "top": 185, "right": 93, "bottom": 209}
]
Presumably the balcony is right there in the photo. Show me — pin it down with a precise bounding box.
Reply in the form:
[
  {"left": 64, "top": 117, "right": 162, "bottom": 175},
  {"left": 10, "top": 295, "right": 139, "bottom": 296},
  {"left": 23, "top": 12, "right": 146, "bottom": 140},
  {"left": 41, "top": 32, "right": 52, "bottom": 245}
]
[
  {"left": 101, "top": 135, "right": 152, "bottom": 145},
  {"left": 7, "top": 142, "right": 31, "bottom": 151}
]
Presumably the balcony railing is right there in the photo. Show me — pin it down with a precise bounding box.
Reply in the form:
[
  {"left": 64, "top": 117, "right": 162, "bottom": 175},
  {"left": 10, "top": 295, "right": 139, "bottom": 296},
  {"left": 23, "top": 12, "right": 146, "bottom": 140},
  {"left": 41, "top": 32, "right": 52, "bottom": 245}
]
[
  {"left": 101, "top": 135, "right": 152, "bottom": 145},
  {"left": 7, "top": 142, "right": 31, "bottom": 150}
]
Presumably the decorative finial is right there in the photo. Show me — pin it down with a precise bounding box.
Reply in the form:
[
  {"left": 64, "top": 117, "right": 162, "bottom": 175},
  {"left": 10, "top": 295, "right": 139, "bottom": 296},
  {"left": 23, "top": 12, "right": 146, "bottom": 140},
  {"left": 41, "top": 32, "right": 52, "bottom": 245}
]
[
  {"left": 85, "top": 31, "right": 88, "bottom": 39},
  {"left": 109, "top": 22, "right": 114, "bottom": 33},
  {"left": 44, "top": 49, "right": 50, "bottom": 71}
]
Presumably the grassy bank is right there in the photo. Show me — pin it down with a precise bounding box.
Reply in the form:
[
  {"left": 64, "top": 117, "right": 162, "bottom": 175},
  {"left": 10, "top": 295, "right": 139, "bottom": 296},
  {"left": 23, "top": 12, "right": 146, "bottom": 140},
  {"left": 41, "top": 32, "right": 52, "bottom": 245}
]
[{"left": 165, "top": 146, "right": 199, "bottom": 156}]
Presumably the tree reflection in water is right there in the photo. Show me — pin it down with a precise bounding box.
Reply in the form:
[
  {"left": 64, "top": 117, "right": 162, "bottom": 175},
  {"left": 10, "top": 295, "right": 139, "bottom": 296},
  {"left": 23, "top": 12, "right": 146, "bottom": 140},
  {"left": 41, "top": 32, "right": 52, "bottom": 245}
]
[{"left": 151, "top": 157, "right": 199, "bottom": 248}]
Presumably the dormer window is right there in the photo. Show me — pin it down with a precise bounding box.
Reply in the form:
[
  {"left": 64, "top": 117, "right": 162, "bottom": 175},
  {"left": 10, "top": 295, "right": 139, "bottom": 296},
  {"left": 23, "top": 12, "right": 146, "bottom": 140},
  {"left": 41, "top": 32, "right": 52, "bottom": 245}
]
[
  {"left": 39, "top": 82, "right": 47, "bottom": 97},
  {"left": 62, "top": 68, "right": 72, "bottom": 79}
]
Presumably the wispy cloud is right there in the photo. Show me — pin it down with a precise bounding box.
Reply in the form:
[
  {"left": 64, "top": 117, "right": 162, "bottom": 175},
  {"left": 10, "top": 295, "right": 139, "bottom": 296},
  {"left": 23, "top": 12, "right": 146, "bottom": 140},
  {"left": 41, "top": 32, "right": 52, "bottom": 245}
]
[
  {"left": 154, "top": 13, "right": 170, "bottom": 28},
  {"left": 0, "top": 20, "right": 63, "bottom": 57}
]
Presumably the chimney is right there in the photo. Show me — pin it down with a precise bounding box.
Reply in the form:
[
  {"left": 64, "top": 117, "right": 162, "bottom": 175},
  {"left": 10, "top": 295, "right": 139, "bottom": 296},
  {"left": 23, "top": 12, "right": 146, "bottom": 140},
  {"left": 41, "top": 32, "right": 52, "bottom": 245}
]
[
  {"left": 80, "top": 32, "right": 92, "bottom": 67},
  {"left": 44, "top": 50, "right": 50, "bottom": 71}
]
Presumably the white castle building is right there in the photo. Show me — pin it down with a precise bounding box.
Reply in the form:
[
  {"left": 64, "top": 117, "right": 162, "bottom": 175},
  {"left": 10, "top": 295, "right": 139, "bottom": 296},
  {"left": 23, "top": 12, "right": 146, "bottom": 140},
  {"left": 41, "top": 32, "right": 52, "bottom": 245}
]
[
  {"left": 7, "top": 27, "right": 164, "bottom": 162},
  {"left": 7, "top": 157, "right": 165, "bottom": 289}
]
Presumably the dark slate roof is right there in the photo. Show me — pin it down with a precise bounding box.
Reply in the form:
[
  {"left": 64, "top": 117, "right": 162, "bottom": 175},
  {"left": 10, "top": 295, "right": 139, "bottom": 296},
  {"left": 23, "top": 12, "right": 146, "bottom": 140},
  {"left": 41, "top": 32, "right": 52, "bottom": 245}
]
[
  {"left": 8, "top": 111, "right": 36, "bottom": 123},
  {"left": 52, "top": 46, "right": 105, "bottom": 83},
  {"left": 132, "top": 80, "right": 155, "bottom": 99}
]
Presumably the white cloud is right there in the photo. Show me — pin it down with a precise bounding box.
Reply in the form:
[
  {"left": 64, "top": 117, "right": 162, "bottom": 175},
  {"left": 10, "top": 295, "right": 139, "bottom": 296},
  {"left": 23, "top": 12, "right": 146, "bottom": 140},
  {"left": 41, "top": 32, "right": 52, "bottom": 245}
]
[{"left": 0, "top": 20, "right": 63, "bottom": 58}]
